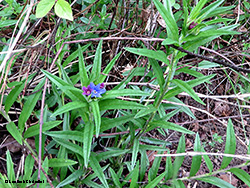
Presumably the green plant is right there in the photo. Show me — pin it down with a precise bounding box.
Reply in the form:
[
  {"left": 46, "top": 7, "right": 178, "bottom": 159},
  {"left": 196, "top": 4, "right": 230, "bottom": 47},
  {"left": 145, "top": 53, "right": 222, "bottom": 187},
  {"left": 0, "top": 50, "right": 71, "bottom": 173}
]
[{"left": 1, "top": 0, "right": 250, "bottom": 187}]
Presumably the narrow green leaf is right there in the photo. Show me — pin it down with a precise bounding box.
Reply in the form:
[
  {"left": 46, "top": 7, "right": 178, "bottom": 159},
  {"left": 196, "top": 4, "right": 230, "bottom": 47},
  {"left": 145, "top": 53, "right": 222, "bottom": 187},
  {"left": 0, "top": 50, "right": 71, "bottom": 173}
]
[
  {"left": 132, "top": 138, "right": 139, "bottom": 168},
  {"left": 24, "top": 121, "right": 62, "bottom": 138},
  {"left": 184, "top": 29, "right": 240, "bottom": 42},
  {"left": 164, "top": 74, "right": 215, "bottom": 99},
  {"left": 53, "top": 138, "right": 83, "bottom": 157},
  {"left": 189, "top": 133, "right": 202, "bottom": 176},
  {"left": 101, "top": 89, "right": 150, "bottom": 100},
  {"left": 56, "top": 169, "right": 83, "bottom": 188},
  {"left": 145, "top": 171, "right": 167, "bottom": 188},
  {"left": 135, "top": 105, "right": 157, "bottom": 118},
  {"left": 78, "top": 44, "right": 89, "bottom": 86},
  {"left": 89, "top": 155, "right": 109, "bottom": 188},
  {"left": 100, "top": 115, "right": 134, "bottom": 133},
  {"left": 0, "top": 20, "right": 17, "bottom": 28},
  {"left": 149, "top": 150, "right": 164, "bottom": 180},
  {"left": 130, "top": 163, "right": 139, "bottom": 188},
  {"left": 96, "top": 149, "right": 130, "bottom": 161},
  {"left": 153, "top": 0, "right": 179, "bottom": 41},
  {"left": 173, "top": 135, "right": 185, "bottom": 179},
  {"left": 6, "top": 122, "right": 23, "bottom": 145},
  {"left": 149, "top": 120, "right": 194, "bottom": 134},
  {"left": 221, "top": 119, "right": 236, "bottom": 169},
  {"left": 90, "top": 40, "right": 103, "bottom": 83},
  {"left": 83, "top": 122, "right": 94, "bottom": 168},
  {"left": 45, "top": 130, "right": 84, "bottom": 142},
  {"left": 60, "top": 65, "right": 73, "bottom": 85},
  {"left": 150, "top": 59, "right": 165, "bottom": 92},
  {"left": 140, "top": 150, "right": 149, "bottom": 181},
  {"left": 23, "top": 155, "right": 34, "bottom": 183},
  {"left": 189, "top": 0, "right": 207, "bottom": 20},
  {"left": 228, "top": 168, "right": 250, "bottom": 187},
  {"left": 48, "top": 158, "right": 78, "bottom": 167},
  {"left": 97, "top": 52, "right": 121, "bottom": 83},
  {"left": 99, "top": 99, "right": 147, "bottom": 110},
  {"left": 54, "top": 0, "right": 73, "bottom": 21},
  {"left": 51, "top": 101, "right": 88, "bottom": 117},
  {"left": 41, "top": 70, "right": 85, "bottom": 101},
  {"left": 171, "top": 79, "right": 205, "bottom": 105},
  {"left": 202, "top": 147, "right": 213, "bottom": 173},
  {"left": 172, "top": 180, "right": 186, "bottom": 188},
  {"left": 198, "top": 0, "right": 224, "bottom": 21},
  {"left": 18, "top": 78, "right": 45, "bottom": 132},
  {"left": 165, "top": 150, "right": 173, "bottom": 180},
  {"left": 6, "top": 150, "right": 15, "bottom": 182},
  {"left": 124, "top": 47, "right": 169, "bottom": 65},
  {"left": 90, "top": 101, "right": 101, "bottom": 137},
  {"left": 197, "top": 176, "right": 236, "bottom": 188},
  {"left": 36, "top": 0, "right": 55, "bottom": 18},
  {"left": 63, "top": 43, "right": 90, "bottom": 67},
  {"left": 5, "top": 82, "right": 23, "bottom": 113},
  {"left": 109, "top": 168, "right": 122, "bottom": 188}
]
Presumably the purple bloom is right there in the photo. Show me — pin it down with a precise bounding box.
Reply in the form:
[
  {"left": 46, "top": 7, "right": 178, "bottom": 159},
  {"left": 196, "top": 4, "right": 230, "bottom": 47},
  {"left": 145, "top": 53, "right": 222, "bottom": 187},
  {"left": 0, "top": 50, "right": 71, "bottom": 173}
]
[
  {"left": 82, "top": 85, "right": 93, "bottom": 96},
  {"left": 189, "top": 22, "right": 198, "bottom": 30},
  {"left": 89, "top": 82, "right": 106, "bottom": 98}
]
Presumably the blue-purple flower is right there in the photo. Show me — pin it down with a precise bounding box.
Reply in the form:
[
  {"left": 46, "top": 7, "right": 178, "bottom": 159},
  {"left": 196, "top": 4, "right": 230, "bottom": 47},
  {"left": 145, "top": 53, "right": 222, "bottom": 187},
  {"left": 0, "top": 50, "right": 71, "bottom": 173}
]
[
  {"left": 82, "top": 82, "right": 106, "bottom": 98},
  {"left": 82, "top": 85, "right": 93, "bottom": 96}
]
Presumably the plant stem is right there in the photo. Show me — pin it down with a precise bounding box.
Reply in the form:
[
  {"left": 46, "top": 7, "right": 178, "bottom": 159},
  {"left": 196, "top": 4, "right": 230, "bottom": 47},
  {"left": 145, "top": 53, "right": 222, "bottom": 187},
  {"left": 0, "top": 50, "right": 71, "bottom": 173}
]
[{"left": 135, "top": 51, "right": 178, "bottom": 139}]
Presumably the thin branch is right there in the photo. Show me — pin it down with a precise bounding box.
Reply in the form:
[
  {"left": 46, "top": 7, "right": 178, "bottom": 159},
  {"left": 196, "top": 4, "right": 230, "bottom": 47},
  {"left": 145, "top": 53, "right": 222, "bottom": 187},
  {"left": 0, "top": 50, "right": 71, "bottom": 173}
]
[{"left": 155, "top": 151, "right": 250, "bottom": 161}]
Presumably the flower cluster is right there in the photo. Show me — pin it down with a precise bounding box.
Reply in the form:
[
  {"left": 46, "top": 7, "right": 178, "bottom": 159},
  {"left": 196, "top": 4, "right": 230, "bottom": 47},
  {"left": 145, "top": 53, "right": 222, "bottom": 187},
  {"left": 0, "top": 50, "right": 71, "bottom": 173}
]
[{"left": 82, "top": 82, "right": 106, "bottom": 98}]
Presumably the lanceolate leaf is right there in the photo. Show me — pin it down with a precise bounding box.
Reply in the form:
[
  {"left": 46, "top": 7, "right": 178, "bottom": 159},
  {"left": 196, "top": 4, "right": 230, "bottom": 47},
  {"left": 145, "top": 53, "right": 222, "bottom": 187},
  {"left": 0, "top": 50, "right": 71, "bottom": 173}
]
[
  {"left": 173, "top": 135, "right": 185, "bottom": 179},
  {"left": 90, "top": 101, "right": 101, "bottom": 137},
  {"left": 164, "top": 74, "right": 215, "bottom": 99},
  {"left": 6, "top": 122, "right": 23, "bottom": 145},
  {"left": 228, "top": 168, "right": 250, "bottom": 187},
  {"left": 36, "top": 0, "right": 55, "bottom": 18},
  {"left": 83, "top": 122, "right": 94, "bottom": 168},
  {"left": 149, "top": 120, "right": 194, "bottom": 134},
  {"left": 56, "top": 170, "right": 83, "bottom": 188},
  {"left": 90, "top": 40, "right": 103, "bottom": 83},
  {"left": 189, "top": 133, "right": 202, "bottom": 177},
  {"left": 197, "top": 176, "right": 236, "bottom": 188},
  {"left": 53, "top": 138, "right": 83, "bottom": 157},
  {"left": 24, "top": 121, "right": 62, "bottom": 138},
  {"left": 55, "top": 0, "right": 73, "bottom": 21},
  {"left": 51, "top": 101, "right": 88, "bottom": 117},
  {"left": 153, "top": 0, "right": 179, "bottom": 41},
  {"left": 97, "top": 52, "right": 121, "bottom": 83},
  {"left": 78, "top": 44, "right": 89, "bottom": 86},
  {"left": 41, "top": 70, "right": 85, "bottom": 101},
  {"left": 124, "top": 47, "right": 169, "bottom": 65},
  {"left": 18, "top": 78, "right": 45, "bottom": 132},
  {"left": 132, "top": 138, "right": 139, "bottom": 168},
  {"left": 171, "top": 79, "right": 205, "bottom": 105},
  {"left": 101, "top": 89, "right": 150, "bottom": 100},
  {"left": 221, "top": 119, "right": 236, "bottom": 169},
  {"left": 145, "top": 171, "right": 167, "bottom": 188},
  {"left": 48, "top": 158, "right": 78, "bottom": 167},
  {"left": 45, "top": 131, "right": 84, "bottom": 142},
  {"left": 89, "top": 155, "right": 109, "bottom": 188},
  {"left": 150, "top": 59, "right": 165, "bottom": 92},
  {"left": 99, "top": 99, "right": 147, "bottom": 110}
]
